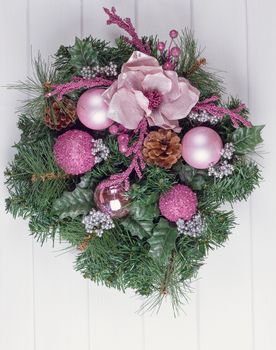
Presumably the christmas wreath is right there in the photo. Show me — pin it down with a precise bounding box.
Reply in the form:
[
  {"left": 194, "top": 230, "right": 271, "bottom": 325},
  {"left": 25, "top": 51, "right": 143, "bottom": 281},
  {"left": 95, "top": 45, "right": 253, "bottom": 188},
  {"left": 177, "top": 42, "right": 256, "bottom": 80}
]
[{"left": 5, "top": 7, "right": 263, "bottom": 313}]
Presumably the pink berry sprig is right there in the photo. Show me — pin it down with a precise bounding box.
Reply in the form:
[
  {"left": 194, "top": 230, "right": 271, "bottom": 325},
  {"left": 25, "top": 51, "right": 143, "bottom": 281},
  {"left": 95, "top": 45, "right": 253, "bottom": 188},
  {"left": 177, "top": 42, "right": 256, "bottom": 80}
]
[{"left": 157, "top": 29, "right": 181, "bottom": 71}]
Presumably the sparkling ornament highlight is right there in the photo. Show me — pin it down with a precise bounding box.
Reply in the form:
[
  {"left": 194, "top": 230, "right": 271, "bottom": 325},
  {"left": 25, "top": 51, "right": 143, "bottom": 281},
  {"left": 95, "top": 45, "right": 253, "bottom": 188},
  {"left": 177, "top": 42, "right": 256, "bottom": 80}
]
[
  {"left": 159, "top": 184, "right": 198, "bottom": 222},
  {"left": 82, "top": 209, "right": 115, "bottom": 237},
  {"left": 188, "top": 110, "right": 220, "bottom": 125},
  {"left": 77, "top": 88, "right": 113, "bottom": 130},
  {"left": 53, "top": 130, "right": 95, "bottom": 175},
  {"left": 181, "top": 126, "right": 223, "bottom": 169},
  {"left": 177, "top": 213, "right": 204, "bottom": 237},
  {"left": 94, "top": 184, "right": 130, "bottom": 218}
]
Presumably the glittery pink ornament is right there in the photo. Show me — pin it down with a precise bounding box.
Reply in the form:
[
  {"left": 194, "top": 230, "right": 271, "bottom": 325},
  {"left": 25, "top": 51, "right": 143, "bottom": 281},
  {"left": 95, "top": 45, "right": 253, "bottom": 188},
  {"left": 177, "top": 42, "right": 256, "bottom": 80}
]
[
  {"left": 94, "top": 184, "right": 130, "bottom": 218},
  {"left": 181, "top": 127, "right": 223, "bottom": 169},
  {"left": 159, "top": 184, "right": 198, "bottom": 222},
  {"left": 117, "top": 134, "right": 129, "bottom": 144},
  {"left": 53, "top": 130, "right": 95, "bottom": 175},
  {"left": 77, "top": 88, "right": 113, "bottom": 130}
]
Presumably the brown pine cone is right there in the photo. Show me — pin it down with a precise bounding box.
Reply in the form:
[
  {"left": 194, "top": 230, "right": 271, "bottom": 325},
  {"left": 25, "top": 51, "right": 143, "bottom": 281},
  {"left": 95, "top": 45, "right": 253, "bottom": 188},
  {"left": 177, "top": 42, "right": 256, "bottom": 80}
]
[
  {"left": 77, "top": 235, "right": 92, "bottom": 252},
  {"left": 44, "top": 97, "right": 77, "bottom": 130},
  {"left": 143, "top": 129, "right": 181, "bottom": 169}
]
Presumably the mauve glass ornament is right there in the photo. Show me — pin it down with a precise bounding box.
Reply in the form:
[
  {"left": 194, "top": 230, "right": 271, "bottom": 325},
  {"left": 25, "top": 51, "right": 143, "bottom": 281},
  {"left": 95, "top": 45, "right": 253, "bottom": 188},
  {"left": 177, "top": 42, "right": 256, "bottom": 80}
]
[
  {"left": 181, "top": 126, "right": 223, "bottom": 169},
  {"left": 77, "top": 88, "right": 113, "bottom": 130},
  {"left": 94, "top": 184, "right": 130, "bottom": 219}
]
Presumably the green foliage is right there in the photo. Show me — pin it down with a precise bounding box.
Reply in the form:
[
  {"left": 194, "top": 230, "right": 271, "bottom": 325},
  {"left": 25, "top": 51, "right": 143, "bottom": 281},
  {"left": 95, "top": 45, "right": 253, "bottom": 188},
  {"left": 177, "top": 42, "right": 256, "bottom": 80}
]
[
  {"left": 176, "top": 30, "right": 224, "bottom": 98},
  {"left": 52, "top": 186, "right": 92, "bottom": 219},
  {"left": 148, "top": 219, "right": 178, "bottom": 261},
  {"left": 230, "top": 125, "right": 264, "bottom": 155},
  {"left": 121, "top": 193, "right": 160, "bottom": 239},
  {"left": 5, "top": 29, "right": 264, "bottom": 314},
  {"left": 69, "top": 37, "right": 98, "bottom": 72}
]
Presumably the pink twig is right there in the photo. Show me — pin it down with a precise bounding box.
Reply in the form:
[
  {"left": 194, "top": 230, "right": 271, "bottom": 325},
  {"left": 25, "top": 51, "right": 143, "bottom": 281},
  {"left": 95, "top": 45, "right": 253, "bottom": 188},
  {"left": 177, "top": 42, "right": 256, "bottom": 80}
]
[
  {"left": 46, "top": 77, "right": 113, "bottom": 100},
  {"left": 194, "top": 96, "right": 252, "bottom": 128},
  {"left": 103, "top": 7, "right": 151, "bottom": 55},
  {"left": 99, "top": 118, "right": 148, "bottom": 192}
]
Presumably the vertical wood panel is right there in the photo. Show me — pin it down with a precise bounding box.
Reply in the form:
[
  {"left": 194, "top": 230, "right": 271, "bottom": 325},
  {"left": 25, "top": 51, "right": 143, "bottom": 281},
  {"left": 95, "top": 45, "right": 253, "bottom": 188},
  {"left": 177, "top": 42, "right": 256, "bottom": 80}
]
[
  {"left": 82, "top": 2, "right": 144, "bottom": 350},
  {"left": 137, "top": 2, "right": 199, "bottom": 350},
  {"left": 28, "top": 1, "right": 90, "bottom": 349},
  {"left": 247, "top": 1, "right": 276, "bottom": 349},
  {"left": 0, "top": 1, "right": 35, "bottom": 349},
  {"left": 192, "top": 1, "right": 253, "bottom": 349}
]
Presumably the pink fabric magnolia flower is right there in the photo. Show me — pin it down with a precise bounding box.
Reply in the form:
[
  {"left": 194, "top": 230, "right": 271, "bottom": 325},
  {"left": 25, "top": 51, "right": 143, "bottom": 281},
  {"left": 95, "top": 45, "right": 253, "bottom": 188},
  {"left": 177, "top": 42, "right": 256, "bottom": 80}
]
[{"left": 103, "top": 51, "right": 200, "bottom": 131}]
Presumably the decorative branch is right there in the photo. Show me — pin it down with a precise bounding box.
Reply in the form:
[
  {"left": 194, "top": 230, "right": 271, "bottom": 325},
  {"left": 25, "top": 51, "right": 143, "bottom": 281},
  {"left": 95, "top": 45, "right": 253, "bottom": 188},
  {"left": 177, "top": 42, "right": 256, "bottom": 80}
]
[
  {"left": 99, "top": 118, "right": 148, "bottom": 191},
  {"left": 46, "top": 77, "right": 113, "bottom": 100},
  {"left": 31, "top": 172, "right": 69, "bottom": 183},
  {"left": 103, "top": 7, "right": 151, "bottom": 55},
  {"left": 194, "top": 96, "right": 252, "bottom": 128}
]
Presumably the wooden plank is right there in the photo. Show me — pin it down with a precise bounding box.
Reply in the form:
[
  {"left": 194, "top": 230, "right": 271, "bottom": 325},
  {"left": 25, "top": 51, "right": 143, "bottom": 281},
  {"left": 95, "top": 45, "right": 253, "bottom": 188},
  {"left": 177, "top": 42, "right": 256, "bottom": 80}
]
[
  {"left": 192, "top": 1, "right": 253, "bottom": 349},
  {"left": 247, "top": 1, "right": 276, "bottom": 349},
  {"left": 28, "top": 1, "right": 90, "bottom": 349},
  {"left": 137, "top": 2, "right": 199, "bottom": 350},
  {"left": 82, "top": 2, "right": 144, "bottom": 350},
  {"left": 0, "top": 1, "right": 35, "bottom": 349}
]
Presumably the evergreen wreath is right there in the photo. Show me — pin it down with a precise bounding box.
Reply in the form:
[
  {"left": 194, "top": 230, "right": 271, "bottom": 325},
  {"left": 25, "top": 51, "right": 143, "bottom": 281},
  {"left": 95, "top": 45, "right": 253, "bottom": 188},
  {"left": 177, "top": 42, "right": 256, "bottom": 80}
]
[{"left": 5, "top": 7, "right": 263, "bottom": 313}]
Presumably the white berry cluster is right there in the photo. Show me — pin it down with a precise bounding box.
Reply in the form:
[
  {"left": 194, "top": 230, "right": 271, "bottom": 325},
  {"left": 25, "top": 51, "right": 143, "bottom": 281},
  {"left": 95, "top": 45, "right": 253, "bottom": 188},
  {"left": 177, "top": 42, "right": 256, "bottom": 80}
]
[
  {"left": 188, "top": 110, "right": 220, "bottom": 124},
  {"left": 208, "top": 143, "right": 235, "bottom": 179},
  {"left": 176, "top": 213, "right": 204, "bottom": 237},
  {"left": 82, "top": 209, "right": 115, "bottom": 237},
  {"left": 81, "top": 62, "right": 118, "bottom": 79},
  {"left": 92, "top": 139, "right": 110, "bottom": 164}
]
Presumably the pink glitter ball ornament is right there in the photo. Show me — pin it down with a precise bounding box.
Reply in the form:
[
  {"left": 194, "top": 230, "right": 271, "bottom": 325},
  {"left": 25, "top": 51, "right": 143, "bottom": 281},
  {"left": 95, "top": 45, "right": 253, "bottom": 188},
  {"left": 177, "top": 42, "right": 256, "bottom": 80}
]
[
  {"left": 53, "top": 130, "right": 95, "bottom": 175},
  {"left": 159, "top": 184, "right": 198, "bottom": 222}
]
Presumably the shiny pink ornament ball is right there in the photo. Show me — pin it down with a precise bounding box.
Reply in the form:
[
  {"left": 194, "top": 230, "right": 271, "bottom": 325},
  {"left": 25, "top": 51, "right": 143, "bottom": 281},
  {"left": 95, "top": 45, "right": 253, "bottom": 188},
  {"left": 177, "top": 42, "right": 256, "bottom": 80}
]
[
  {"left": 159, "top": 184, "right": 198, "bottom": 222},
  {"left": 181, "top": 127, "right": 223, "bottom": 169},
  {"left": 53, "top": 130, "right": 95, "bottom": 175},
  {"left": 94, "top": 184, "right": 130, "bottom": 219},
  {"left": 77, "top": 88, "right": 113, "bottom": 130}
]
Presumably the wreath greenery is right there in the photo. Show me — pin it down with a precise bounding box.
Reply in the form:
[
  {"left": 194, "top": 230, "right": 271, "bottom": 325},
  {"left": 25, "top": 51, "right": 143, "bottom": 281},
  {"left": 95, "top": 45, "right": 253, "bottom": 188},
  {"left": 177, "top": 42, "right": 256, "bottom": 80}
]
[{"left": 5, "top": 7, "right": 263, "bottom": 313}]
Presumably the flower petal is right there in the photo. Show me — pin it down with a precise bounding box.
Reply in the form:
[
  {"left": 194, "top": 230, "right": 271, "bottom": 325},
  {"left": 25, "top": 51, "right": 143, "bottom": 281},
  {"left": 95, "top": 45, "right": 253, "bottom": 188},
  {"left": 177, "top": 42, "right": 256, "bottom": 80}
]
[
  {"left": 122, "top": 51, "right": 162, "bottom": 75},
  {"left": 134, "top": 90, "right": 151, "bottom": 116},
  {"left": 142, "top": 72, "right": 172, "bottom": 95},
  {"left": 117, "top": 70, "right": 144, "bottom": 91},
  {"left": 107, "top": 88, "right": 144, "bottom": 129},
  {"left": 161, "top": 79, "right": 200, "bottom": 120}
]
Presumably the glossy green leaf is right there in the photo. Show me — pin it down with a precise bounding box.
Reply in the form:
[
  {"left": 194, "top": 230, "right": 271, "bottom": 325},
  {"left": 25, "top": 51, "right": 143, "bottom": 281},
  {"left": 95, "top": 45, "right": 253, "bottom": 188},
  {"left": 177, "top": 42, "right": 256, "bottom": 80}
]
[
  {"left": 231, "top": 125, "right": 264, "bottom": 154},
  {"left": 121, "top": 193, "right": 160, "bottom": 239},
  {"left": 148, "top": 218, "right": 178, "bottom": 261},
  {"left": 69, "top": 37, "right": 98, "bottom": 70},
  {"left": 52, "top": 186, "right": 92, "bottom": 219}
]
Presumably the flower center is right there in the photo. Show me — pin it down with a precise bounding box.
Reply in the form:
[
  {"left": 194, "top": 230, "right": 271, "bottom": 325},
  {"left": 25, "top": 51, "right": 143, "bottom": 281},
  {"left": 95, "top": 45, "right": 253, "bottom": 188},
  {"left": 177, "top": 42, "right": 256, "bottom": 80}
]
[{"left": 144, "top": 89, "right": 163, "bottom": 110}]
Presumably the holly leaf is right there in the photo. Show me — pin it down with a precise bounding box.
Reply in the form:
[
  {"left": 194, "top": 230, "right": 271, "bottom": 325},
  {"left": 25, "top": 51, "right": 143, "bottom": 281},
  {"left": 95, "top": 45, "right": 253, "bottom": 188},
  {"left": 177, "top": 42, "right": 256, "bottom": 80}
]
[
  {"left": 52, "top": 186, "right": 92, "bottom": 219},
  {"left": 231, "top": 125, "right": 264, "bottom": 155},
  {"left": 147, "top": 218, "right": 178, "bottom": 261},
  {"left": 173, "top": 162, "right": 207, "bottom": 190},
  {"left": 121, "top": 193, "right": 160, "bottom": 239},
  {"left": 121, "top": 216, "right": 153, "bottom": 239},
  {"left": 69, "top": 37, "right": 98, "bottom": 70}
]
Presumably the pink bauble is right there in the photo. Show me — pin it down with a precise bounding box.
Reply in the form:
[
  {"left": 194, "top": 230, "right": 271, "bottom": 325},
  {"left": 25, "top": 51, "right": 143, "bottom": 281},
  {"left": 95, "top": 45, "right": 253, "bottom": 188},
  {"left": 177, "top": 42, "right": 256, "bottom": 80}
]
[
  {"left": 94, "top": 184, "right": 130, "bottom": 218},
  {"left": 159, "top": 184, "right": 198, "bottom": 222},
  {"left": 53, "top": 130, "right": 95, "bottom": 175},
  {"left": 181, "top": 127, "right": 223, "bottom": 169},
  {"left": 77, "top": 88, "right": 113, "bottom": 130}
]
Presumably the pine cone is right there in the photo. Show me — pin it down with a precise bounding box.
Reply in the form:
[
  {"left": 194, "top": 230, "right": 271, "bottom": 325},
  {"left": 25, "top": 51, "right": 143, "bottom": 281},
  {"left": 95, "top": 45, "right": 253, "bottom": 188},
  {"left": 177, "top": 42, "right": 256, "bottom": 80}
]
[
  {"left": 77, "top": 236, "right": 92, "bottom": 252},
  {"left": 143, "top": 129, "right": 181, "bottom": 169},
  {"left": 44, "top": 97, "right": 77, "bottom": 130}
]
